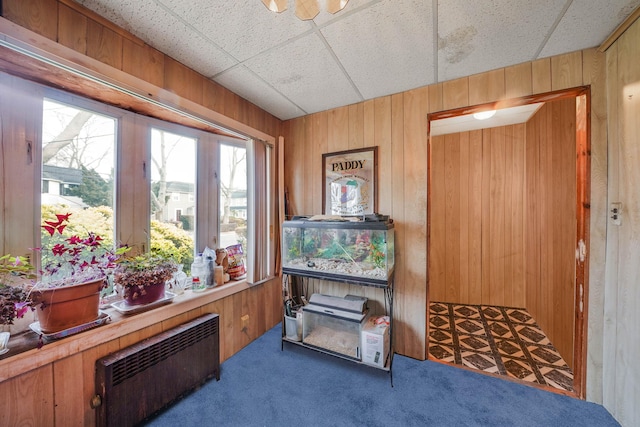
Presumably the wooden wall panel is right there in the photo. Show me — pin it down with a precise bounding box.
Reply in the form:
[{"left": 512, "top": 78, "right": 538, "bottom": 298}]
[
  {"left": 442, "top": 77, "right": 469, "bottom": 110},
  {"left": 432, "top": 125, "right": 526, "bottom": 308},
  {"left": 312, "top": 112, "right": 328, "bottom": 214},
  {"left": 505, "top": 62, "right": 533, "bottom": 99},
  {"left": 164, "top": 57, "right": 204, "bottom": 106},
  {"left": 390, "top": 92, "right": 406, "bottom": 347},
  {"left": 486, "top": 127, "right": 507, "bottom": 305},
  {"left": 348, "top": 102, "right": 364, "bottom": 149},
  {"left": 508, "top": 124, "right": 526, "bottom": 306},
  {"left": 602, "top": 16, "right": 640, "bottom": 426},
  {"left": 363, "top": 99, "right": 375, "bottom": 149},
  {"left": 400, "top": 87, "right": 428, "bottom": 359},
  {"left": 2, "top": 0, "right": 58, "bottom": 40},
  {"left": 457, "top": 132, "right": 470, "bottom": 304},
  {"left": 53, "top": 353, "right": 85, "bottom": 427},
  {"left": 430, "top": 135, "right": 446, "bottom": 302},
  {"left": 444, "top": 133, "right": 461, "bottom": 303},
  {"left": 86, "top": 18, "right": 122, "bottom": 70},
  {"left": 574, "top": 49, "right": 604, "bottom": 402},
  {"left": 58, "top": 3, "right": 87, "bottom": 54},
  {"left": 467, "top": 130, "right": 483, "bottom": 303},
  {"left": 532, "top": 57, "right": 552, "bottom": 94},
  {"left": 122, "top": 38, "right": 164, "bottom": 88},
  {"left": 374, "top": 96, "right": 392, "bottom": 216},
  {"left": 284, "top": 117, "right": 306, "bottom": 216},
  {"left": 0, "top": 365, "right": 55, "bottom": 426},
  {"left": 524, "top": 99, "right": 577, "bottom": 368},
  {"left": 469, "top": 68, "right": 506, "bottom": 105},
  {"left": 428, "top": 83, "right": 443, "bottom": 113},
  {"left": 551, "top": 51, "right": 583, "bottom": 91}
]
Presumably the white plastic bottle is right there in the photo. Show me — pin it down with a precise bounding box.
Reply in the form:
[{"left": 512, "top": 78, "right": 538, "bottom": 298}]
[{"left": 190, "top": 255, "right": 209, "bottom": 292}]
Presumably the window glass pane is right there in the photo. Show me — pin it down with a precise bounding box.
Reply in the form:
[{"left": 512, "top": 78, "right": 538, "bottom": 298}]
[
  {"left": 220, "top": 144, "right": 247, "bottom": 250},
  {"left": 41, "top": 99, "right": 117, "bottom": 292},
  {"left": 150, "top": 128, "right": 196, "bottom": 273}
]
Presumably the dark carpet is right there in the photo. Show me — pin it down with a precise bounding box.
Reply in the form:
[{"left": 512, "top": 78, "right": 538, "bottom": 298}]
[{"left": 144, "top": 324, "right": 619, "bottom": 427}]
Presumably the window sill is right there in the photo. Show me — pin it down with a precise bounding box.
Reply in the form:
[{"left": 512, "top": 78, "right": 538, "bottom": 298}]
[{"left": 0, "top": 279, "right": 249, "bottom": 382}]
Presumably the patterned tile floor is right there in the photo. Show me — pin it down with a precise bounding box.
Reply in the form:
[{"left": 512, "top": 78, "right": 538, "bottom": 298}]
[{"left": 428, "top": 302, "right": 574, "bottom": 392}]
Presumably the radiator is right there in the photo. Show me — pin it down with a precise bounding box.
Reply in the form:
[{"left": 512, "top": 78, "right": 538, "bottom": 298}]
[{"left": 95, "top": 313, "right": 220, "bottom": 427}]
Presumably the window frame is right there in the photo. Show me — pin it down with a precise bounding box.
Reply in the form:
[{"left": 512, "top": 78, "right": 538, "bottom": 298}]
[{"left": 0, "top": 72, "right": 276, "bottom": 295}]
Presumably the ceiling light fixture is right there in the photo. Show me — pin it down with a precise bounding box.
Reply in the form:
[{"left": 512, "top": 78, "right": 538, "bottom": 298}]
[
  {"left": 261, "top": 0, "right": 350, "bottom": 20},
  {"left": 473, "top": 110, "right": 496, "bottom": 120}
]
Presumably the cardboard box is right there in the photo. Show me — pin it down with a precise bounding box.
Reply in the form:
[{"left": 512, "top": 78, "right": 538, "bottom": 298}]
[{"left": 360, "top": 315, "right": 390, "bottom": 368}]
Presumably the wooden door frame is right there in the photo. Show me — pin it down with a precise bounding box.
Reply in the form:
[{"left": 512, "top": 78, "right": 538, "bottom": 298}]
[{"left": 426, "top": 86, "right": 591, "bottom": 398}]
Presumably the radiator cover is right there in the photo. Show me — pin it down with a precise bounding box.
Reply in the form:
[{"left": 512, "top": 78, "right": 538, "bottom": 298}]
[{"left": 95, "top": 313, "right": 220, "bottom": 427}]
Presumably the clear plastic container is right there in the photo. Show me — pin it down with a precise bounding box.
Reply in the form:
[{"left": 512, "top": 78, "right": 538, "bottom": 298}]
[{"left": 190, "top": 255, "right": 209, "bottom": 292}]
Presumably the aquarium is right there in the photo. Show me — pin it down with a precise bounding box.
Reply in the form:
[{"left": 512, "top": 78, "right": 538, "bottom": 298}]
[
  {"left": 281, "top": 215, "right": 395, "bottom": 286},
  {"left": 302, "top": 293, "right": 369, "bottom": 360}
]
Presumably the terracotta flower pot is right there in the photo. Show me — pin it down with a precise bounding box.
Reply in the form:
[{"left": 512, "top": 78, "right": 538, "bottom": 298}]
[{"left": 31, "top": 278, "right": 104, "bottom": 334}]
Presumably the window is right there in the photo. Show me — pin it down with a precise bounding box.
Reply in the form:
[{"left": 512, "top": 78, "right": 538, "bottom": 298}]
[
  {"left": 150, "top": 128, "right": 196, "bottom": 271},
  {"left": 2, "top": 72, "right": 275, "bottom": 295},
  {"left": 219, "top": 143, "right": 247, "bottom": 249},
  {"left": 41, "top": 98, "right": 117, "bottom": 261}
]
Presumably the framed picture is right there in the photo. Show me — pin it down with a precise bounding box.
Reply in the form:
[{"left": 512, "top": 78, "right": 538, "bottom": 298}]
[{"left": 322, "top": 146, "right": 377, "bottom": 215}]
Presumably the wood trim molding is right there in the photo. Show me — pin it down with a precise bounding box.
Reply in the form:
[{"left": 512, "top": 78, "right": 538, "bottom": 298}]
[{"left": 599, "top": 5, "right": 640, "bottom": 52}]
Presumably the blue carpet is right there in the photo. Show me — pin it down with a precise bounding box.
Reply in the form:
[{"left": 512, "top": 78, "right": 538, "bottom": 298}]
[{"left": 145, "top": 324, "right": 619, "bottom": 427}]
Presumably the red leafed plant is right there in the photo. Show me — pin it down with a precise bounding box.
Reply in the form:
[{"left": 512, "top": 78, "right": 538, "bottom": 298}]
[{"left": 35, "top": 213, "right": 129, "bottom": 289}]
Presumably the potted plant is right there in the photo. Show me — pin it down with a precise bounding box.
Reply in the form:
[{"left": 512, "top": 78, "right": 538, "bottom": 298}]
[
  {"left": 0, "top": 254, "right": 34, "bottom": 321},
  {"left": 0, "top": 255, "right": 36, "bottom": 351},
  {"left": 114, "top": 253, "right": 178, "bottom": 306},
  {"left": 0, "top": 284, "right": 32, "bottom": 326},
  {"left": 29, "top": 213, "right": 129, "bottom": 333}
]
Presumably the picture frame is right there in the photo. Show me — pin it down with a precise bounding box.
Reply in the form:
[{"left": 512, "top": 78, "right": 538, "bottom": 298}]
[{"left": 322, "top": 146, "right": 377, "bottom": 216}]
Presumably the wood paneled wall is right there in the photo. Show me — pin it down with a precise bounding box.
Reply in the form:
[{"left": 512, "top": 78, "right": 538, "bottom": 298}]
[
  {"left": 430, "top": 100, "right": 577, "bottom": 369},
  {"left": 283, "top": 49, "right": 607, "bottom": 378},
  {"left": 525, "top": 99, "right": 577, "bottom": 369},
  {"left": 282, "top": 87, "right": 429, "bottom": 360},
  {"left": 603, "top": 15, "right": 640, "bottom": 426},
  {"left": 430, "top": 124, "right": 526, "bottom": 308}
]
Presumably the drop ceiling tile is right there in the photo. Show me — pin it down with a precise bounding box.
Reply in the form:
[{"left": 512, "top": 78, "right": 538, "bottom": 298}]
[
  {"left": 321, "top": 0, "right": 435, "bottom": 99},
  {"left": 311, "top": 0, "right": 378, "bottom": 26},
  {"left": 214, "top": 66, "right": 306, "bottom": 120},
  {"left": 437, "top": 0, "right": 567, "bottom": 82},
  {"left": 539, "top": 0, "right": 640, "bottom": 58},
  {"left": 157, "top": 0, "right": 315, "bottom": 62},
  {"left": 77, "top": 0, "right": 237, "bottom": 76},
  {"left": 244, "top": 33, "right": 363, "bottom": 115}
]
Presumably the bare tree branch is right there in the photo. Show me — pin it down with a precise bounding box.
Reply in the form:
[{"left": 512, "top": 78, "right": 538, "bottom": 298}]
[{"left": 42, "top": 110, "right": 93, "bottom": 163}]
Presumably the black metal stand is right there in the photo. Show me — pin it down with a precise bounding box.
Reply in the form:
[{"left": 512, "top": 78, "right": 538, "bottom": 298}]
[{"left": 281, "top": 272, "right": 395, "bottom": 387}]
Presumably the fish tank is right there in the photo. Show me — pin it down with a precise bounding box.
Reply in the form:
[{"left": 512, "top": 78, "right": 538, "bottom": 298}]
[{"left": 282, "top": 215, "right": 394, "bottom": 286}]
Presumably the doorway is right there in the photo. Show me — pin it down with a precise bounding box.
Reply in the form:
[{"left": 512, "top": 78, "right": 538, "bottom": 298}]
[{"left": 426, "top": 88, "right": 590, "bottom": 397}]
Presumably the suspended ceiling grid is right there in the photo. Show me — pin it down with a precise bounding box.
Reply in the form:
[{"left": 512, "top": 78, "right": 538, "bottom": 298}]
[{"left": 74, "top": 0, "right": 640, "bottom": 120}]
